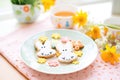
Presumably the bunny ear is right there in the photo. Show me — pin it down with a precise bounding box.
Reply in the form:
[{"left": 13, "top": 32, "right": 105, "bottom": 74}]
[
  {"left": 34, "top": 40, "right": 43, "bottom": 50},
  {"left": 35, "top": 40, "right": 42, "bottom": 47},
  {"left": 65, "top": 42, "right": 73, "bottom": 51},
  {"left": 56, "top": 41, "right": 63, "bottom": 51},
  {"left": 44, "top": 40, "right": 51, "bottom": 48},
  {"left": 66, "top": 41, "right": 72, "bottom": 47}
]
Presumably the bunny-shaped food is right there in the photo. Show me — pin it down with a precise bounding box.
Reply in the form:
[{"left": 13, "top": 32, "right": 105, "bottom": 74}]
[
  {"left": 56, "top": 41, "right": 73, "bottom": 54},
  {"left": 35, "top": 40, "right": 56, "bottom": 58},
  {"left": 56, "top": 41, "right": 77, "bottom": 63}
]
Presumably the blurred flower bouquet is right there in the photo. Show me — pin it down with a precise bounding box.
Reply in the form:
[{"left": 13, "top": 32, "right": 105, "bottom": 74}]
[
  {"left": 72, "top": 10, "right": 120, "bottom": 65},
  {"left": 11, "top": 0, "right": 55, "bottom": 23}
]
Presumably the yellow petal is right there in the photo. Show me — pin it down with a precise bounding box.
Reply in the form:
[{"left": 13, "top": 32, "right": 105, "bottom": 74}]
[
  {"left": 39, "top": 36, "right": 48, "bottom": 43},
  {"left": 72, "top": 60, "right": 79, "bottom": 64},
  {"left": 74, "top": 51, "right": 83, "bottom": 57},
  {"left": 37, "top": 58, "right": 46, "bottom": 64},
  {"left": 51, "top": 33, "right": 61, "bottom": 39},
  {"left": 100, "top": 44, "right": 120, "bottom": 65},
  {"left": 41, "top": 0, "right": 55, "bottom": 11},
  {"left": 72, "top": 10, "right": 88, "bottom": 27},
  {"left": 104, "top": 26, "right": 108, "bottom": 36},
  {"left": 110, "top": 46, "right": 116, "bottom": 53}
]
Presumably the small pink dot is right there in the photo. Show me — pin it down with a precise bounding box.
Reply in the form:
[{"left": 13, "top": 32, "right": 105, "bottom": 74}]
[{"left": 61, "top": 37, "right": 70, "bottom": 43}]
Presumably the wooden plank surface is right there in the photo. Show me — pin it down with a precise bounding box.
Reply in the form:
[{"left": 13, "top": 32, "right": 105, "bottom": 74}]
[{"left": 0, "top": 55, "right": 27, "bottom": 80}]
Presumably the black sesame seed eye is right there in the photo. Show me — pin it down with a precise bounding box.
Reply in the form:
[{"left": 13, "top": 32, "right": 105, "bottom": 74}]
[
  {"left": 44, "top": 46, "right": 45, "bottom": 48},
  {"left": 62, "top": 50, "right": 64, "bottom": 51},
  {"left": 49, "top": 52, "right": 52, "bottom": 54},
  {"left": 41, "top": 53, "right": 44, "bottom": 55},
  {"left": 62, "top": 57, "right": 65, "bottom": 60},
  {"left": 41, "top": 46, "right": 43, "bottom": 48},
  {"left": 71, "top": 56, "right": 74, "bottom": 58},
  {"left": 65, "top": 49, "right": 67, "bottom": 51}
]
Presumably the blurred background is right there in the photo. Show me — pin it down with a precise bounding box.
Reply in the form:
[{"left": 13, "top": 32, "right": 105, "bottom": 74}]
[
  {"left": 0, "top": 0, "right": 120, "bottom": 25},
  {"left": 0, "top": 0, "right": 111, "bottom": 16}
]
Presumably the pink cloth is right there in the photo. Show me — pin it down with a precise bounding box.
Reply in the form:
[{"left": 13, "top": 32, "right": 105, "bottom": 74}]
[{"left": 0, "top": 18, "right": 120, "bottom": 80}]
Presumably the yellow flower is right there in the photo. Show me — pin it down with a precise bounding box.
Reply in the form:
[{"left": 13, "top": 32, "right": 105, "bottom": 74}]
[
  {"left": 86, "top": 26, "right": 101, "bottom": 40},
  {"left": 72, "top": 60, "right": 79, "bottom": 64},
  {"left": 100, "top": 44, "right": 120, "bottom": 65},
  {"left": 72, "top": 10, "right": 88, "bottom": 27},
  {"left": 37, "top": 58, "right": 46, "bottom": 64},
  {"left": 104, "top": 26, "right": 108, "bottom": 36},
  {"left": 108, "top": 33, "right": 116, "bottom": 41},
  {"left": 39, "top": 36, "right": 48, "bottom": 43},
  {"left": 41, "top": 0, "right": 55, "bottom": 12},
  {"left": 51, "top": 33, "right": 61, "bottom": 39},
  {"left": 56, "top": 51, "right": 61, "bottom": 57},
  {"left": 74, "top": 51, "right": 83, "bottom": 57}
]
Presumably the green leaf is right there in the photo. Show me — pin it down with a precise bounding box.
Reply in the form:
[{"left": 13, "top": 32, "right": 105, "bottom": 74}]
[
  {"left": 11, "top": 0, "right": 19, "bottom": 4},
  {"left": 34, "top": 0, "right": 41, "bottom": 9},
  {"left": 25, "top": 0, "right": 34, "bottom": 5},
  {"left": 98, "top": 24, "right": 120, "bottom": 30},
  {"left": 11, "top": 0, "right": 26, "bottom": 5},
  {"left": 18, "top": 0, "right": 25, "bottom": 5}
]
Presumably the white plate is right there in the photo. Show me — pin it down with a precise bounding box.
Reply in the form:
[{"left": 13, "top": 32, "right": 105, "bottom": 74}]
[{"left": 21, "top": 29, "right": 98, "bottom": 74}]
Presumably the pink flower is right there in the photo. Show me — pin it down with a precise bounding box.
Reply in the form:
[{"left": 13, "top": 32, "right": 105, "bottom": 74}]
[
  {"left": 61, "top": 37, "right": 70, "bottom": 43},
  {"left": 47, "top": 60, "right": 59, "bottom": 67}
]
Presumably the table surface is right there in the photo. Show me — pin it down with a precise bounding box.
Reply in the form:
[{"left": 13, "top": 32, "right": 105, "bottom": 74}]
[
  {"left": 0, "top": 55, "right": 27, "bottom": 80},
  {"left": 0, "top": 2, "right": 112, "bottom": 80}
]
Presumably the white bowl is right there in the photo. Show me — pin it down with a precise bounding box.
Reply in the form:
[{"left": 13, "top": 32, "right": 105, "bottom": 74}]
[
  {"left": 12, "top": 4, "right": 43, "bottom": 23},
  {"left": 51, "top": 5, "right": 77, "bottom": 29}
]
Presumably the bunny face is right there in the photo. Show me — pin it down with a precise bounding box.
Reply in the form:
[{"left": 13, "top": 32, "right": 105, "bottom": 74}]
[
  {"left": 58, "top": 52, "right": 77, "bottom": 63},
  {"left": 35, "top": 40, "right": 56, "bottom": 58},
  {"left": 56, "top": 41, "right": 73, "bottom": 54},
  {"left": 37, "top": 48, "right": 56, "bottom": 58},
  {"left": 56, "top": 41, "right": 78, "bottom": 63}
]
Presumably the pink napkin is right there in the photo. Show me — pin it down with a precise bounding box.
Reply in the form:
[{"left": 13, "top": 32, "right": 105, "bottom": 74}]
[{"left": 0, "top": 18, "right": 120, "bottom": 80}]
